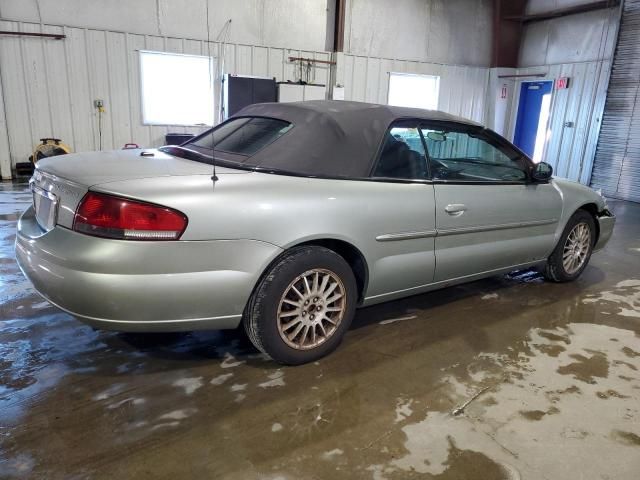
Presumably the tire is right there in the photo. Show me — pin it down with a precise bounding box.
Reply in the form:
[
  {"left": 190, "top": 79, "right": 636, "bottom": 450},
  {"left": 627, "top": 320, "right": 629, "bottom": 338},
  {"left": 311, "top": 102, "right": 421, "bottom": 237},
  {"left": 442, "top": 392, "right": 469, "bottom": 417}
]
[
  {"left": 544, "top": 210, "right": 596, "bottom": 282},
  {"left": 244, "top": 246, "right": 357, "bottom": 365}
]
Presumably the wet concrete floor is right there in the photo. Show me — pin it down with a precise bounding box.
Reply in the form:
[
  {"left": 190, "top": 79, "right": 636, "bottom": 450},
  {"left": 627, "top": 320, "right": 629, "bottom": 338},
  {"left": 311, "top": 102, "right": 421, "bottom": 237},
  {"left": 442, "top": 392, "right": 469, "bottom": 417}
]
[{"left": 0, "top": 180, "right": 639, "bottom": 479}]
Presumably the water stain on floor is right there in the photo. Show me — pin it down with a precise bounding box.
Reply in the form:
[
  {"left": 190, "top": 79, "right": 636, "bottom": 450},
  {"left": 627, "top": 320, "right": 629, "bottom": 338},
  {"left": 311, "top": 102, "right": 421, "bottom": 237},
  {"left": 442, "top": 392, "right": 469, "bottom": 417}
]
[
  {"left": 519, "top": 408, "right": 554, "bottom": 421},
  {"left": 366, "top": 321, "right": 640, "bottom": 479},
  {"left": 596, "top": 389, "right": 630, "bottom": 399},
  {"left": 611, "top": 430, "right": 640, "bottom": 447},
  {"left": 557, "top": 351, "right": 609, "bottom": 383},
  {"left": 583, "top": 279, "right": 640, "bottom": 318},
  {"left": 431, "top": 438, "right": 517, "bottom": 480}
]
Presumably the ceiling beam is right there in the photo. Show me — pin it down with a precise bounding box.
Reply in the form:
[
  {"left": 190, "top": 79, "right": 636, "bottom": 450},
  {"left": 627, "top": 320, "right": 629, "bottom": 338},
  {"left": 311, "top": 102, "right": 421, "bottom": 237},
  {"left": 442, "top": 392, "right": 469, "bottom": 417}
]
[
  {"left": 0, "top": 31, "right": 65, "bottom": 40},
  {"left": 504, "top": 0, "right": 620, "bottom": 24},
  {"left": 491, "top": 0, "right": 527, "bottom": 68},
  {"left": 333, "top": 0, "right": 346, "bottom": 52}
]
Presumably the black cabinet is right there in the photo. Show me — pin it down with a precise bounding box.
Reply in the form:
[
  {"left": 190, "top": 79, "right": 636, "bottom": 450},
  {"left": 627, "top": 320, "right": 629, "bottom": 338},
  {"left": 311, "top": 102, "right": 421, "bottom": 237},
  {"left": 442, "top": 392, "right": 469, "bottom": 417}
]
[{"left": 223, "top": 75, "right": 277, "bottom": 119}]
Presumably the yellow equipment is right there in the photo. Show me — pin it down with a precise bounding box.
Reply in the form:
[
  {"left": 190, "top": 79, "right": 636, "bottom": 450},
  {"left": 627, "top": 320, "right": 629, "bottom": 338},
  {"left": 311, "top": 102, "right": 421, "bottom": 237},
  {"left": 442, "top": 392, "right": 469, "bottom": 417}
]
[{"left": 29, "top": 138, "right": 72, "bottom": 164}]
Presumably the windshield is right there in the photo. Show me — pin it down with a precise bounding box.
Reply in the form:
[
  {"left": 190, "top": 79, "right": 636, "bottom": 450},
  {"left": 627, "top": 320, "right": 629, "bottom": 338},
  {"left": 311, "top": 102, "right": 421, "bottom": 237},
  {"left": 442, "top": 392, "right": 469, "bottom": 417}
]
[{"left": 184, "top": 117, "right": 292, "bottom": 159}]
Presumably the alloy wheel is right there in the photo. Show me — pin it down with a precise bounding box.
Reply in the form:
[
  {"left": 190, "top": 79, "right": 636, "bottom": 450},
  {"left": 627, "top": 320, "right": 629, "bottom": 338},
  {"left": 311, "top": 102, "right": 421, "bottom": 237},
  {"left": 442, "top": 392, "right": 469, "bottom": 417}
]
[
  {"left": 562, "top": 222, "right": 591, "bottom": 274},
  {"left": 277, "top": 269, "right": 347, "bottom": 350}
]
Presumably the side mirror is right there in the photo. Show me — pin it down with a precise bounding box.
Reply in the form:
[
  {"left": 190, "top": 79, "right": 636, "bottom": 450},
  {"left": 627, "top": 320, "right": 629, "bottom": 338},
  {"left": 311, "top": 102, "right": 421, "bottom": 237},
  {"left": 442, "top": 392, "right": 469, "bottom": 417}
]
[{"left": 532, "top": 162, "right": 553, "bottom": 182}]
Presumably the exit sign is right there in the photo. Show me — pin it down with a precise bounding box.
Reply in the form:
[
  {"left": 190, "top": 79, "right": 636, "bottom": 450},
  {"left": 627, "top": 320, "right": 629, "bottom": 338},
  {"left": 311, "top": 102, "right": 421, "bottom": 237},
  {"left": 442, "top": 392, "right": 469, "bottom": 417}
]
[{"left": 556, "top": 77, "right": 570, "bottom": 89}]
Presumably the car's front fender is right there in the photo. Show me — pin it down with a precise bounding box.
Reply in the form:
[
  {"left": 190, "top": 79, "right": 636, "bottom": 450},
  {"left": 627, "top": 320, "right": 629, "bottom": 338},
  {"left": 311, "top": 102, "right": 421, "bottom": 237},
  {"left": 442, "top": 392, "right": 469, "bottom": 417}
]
[{"left": 551, "top": 178, "right": 610, "bottom": 246}]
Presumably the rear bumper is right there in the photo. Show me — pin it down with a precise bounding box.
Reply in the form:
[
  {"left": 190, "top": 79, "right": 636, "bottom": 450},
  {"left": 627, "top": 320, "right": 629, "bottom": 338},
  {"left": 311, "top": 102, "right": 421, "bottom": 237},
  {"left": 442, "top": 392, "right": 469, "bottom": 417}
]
[
  {"left": 594, "top": 210, "right": 615, "bottom": 252},
  {"left": 15, "top": 206, "right": 282, "bottom": 331}
]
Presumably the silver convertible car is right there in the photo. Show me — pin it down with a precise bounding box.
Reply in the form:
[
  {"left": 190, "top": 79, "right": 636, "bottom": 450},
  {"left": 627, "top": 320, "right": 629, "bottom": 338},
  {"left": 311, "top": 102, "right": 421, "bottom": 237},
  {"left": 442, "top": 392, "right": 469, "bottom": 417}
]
[{"left": 16, "top": 100, "right": 615, "bottom": 364}]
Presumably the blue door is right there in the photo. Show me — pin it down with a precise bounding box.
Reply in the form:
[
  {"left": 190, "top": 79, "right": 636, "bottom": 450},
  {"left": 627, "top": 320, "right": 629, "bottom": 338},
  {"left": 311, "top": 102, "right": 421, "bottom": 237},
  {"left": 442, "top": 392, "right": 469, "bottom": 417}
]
[{"left": 513, "top": 81, "right": 553, "bottom": 158}]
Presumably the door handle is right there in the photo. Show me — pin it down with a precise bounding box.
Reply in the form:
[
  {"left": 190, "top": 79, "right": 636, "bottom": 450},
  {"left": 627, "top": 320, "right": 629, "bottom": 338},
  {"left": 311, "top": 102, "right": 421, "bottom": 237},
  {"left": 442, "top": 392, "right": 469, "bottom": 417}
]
[{"left": 445, "top": 204, "right": 467, "bottom": 216}]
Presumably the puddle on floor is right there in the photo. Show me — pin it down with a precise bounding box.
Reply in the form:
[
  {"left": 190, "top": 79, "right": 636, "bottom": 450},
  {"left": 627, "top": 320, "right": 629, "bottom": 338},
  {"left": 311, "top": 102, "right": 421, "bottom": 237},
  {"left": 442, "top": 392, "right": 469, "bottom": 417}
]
[{"left": 367, "top": 322, "right": 640, "bottom": 479}]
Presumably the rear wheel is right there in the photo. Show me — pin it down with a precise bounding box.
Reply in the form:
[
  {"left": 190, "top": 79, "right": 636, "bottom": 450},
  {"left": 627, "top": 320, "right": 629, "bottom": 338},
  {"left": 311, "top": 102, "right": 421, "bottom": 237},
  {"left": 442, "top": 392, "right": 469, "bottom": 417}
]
[
  {"left": 244, "top": 246, "right": 357, "bottom": 365},
  {"left": 544, "top": 210, "right": 596, "bottom": 282}
]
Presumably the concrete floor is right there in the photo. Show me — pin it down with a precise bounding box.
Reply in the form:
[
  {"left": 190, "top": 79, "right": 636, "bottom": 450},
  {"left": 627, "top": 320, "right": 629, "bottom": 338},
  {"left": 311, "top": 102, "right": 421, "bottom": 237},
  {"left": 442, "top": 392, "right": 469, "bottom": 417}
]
[{"left": 1, "top": 180, "right": 639, "bottom": 480}]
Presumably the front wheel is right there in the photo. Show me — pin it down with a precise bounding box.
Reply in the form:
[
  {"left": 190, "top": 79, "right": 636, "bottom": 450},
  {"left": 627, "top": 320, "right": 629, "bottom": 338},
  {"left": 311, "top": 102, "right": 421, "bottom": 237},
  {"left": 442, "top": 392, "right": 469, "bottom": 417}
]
[
  {"left": 244, "top": 246, "right": 357, "bottom": 365},
  {"left": 544, "top": 210, "right": 596, "bottom": 282}
]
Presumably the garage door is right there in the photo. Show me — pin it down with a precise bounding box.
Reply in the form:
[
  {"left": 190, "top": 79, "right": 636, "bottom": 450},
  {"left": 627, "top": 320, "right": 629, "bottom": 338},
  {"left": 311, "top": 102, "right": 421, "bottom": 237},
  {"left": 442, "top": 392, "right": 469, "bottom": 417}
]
[{"left": 591, "top": 0, "right": 640, "bottom": 202}]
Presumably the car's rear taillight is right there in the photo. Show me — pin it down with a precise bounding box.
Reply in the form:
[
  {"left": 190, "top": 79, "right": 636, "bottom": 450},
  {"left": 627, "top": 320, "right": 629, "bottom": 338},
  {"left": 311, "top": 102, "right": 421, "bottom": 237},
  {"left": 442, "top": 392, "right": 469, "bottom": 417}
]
[{"left": 73, "top": 192, "right": 187, "bottom": 240}]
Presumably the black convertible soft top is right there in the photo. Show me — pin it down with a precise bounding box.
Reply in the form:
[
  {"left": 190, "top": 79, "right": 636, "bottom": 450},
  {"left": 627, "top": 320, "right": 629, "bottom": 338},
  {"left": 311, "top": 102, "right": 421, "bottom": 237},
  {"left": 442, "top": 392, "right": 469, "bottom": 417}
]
[{"left": 222, "top": 100, "right": 482, "bottom": 178}]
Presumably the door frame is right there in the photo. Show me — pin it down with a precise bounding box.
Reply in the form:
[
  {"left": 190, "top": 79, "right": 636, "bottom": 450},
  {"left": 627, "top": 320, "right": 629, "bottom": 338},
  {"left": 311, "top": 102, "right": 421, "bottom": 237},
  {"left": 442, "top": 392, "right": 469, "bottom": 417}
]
[{"left": 507, "top": 78, "right": 556, "bottom": 163}]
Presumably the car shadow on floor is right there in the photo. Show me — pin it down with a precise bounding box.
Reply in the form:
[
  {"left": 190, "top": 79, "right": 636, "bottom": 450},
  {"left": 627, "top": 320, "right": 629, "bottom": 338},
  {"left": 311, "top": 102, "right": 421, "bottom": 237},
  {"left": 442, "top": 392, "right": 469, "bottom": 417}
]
[
  {"left": 112, "top": 265, "right": 605, "bottom": 369},
  {"left": 366, "top": 264, "right": 604, "bottom": 322}
]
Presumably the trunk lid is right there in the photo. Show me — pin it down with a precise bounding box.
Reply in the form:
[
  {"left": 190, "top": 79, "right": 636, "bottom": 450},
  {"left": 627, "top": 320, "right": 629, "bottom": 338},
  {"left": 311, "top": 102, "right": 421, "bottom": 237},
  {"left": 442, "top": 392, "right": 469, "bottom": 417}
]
[
  {"left": 32, "top": 148, "right": 247, "bottom": 230},
  {"left": 36, "top": 148, "right": 245, "bottom": 186}
]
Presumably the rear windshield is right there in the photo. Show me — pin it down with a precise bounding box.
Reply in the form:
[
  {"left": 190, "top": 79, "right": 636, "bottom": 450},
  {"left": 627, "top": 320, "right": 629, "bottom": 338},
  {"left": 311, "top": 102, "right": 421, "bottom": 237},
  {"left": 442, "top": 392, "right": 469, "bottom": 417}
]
[{"left": 186, "top": 117, "right": 292, "bottom": 157}]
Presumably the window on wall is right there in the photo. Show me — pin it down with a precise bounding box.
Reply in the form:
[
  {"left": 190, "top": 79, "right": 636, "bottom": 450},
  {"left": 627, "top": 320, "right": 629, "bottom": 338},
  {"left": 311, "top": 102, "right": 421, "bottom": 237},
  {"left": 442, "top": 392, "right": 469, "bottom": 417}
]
[
  {"left": 387, "top": 73, "right": 440, "bottom": 110},
  {"left": 140, "top": 50, "right": 215, "bottom": 126}
]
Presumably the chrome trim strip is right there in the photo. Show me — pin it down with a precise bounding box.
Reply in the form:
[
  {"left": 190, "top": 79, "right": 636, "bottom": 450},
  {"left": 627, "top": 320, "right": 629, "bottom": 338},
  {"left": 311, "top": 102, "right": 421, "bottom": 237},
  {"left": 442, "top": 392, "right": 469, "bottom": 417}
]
[
  {"left": 376, "top": 230, "right": 437, "bottom": 242},
  {"left": 437, "top": 218, "right": 557, "bottom": 237},
  {"left": 376, "top": 219, "right": 556, "bottom": 242}
]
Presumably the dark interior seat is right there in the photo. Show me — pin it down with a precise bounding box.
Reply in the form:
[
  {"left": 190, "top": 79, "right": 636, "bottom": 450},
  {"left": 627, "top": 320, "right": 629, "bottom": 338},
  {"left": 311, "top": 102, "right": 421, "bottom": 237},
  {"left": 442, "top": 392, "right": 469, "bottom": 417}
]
[{"left": 374, "top": 138, "right": 424, "bottom": 179}]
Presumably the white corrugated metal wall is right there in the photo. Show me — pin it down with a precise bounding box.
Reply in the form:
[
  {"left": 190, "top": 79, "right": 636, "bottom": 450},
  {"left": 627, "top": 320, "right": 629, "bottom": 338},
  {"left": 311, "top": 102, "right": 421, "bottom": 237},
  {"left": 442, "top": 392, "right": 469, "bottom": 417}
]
[
  {"left": 0, "top": 0, "right": 334, "bottom": 52},
  {"left": 0, "top": 19, "right": 333, "bottom": 179},
  {"left": 0, "top": 1, "right": 622, "bottom": 187},
  {"left": 337, "top": 54, "right": 489, "bottom": 123},
  {"left": 591, "top": 0, "right": 640, "bottom": 202},
  {"left": 505, "top": 3, "right": 620, "bottom": 185},
  {"left": 0, "top": 18, "right": 491, "bottom": 180}
]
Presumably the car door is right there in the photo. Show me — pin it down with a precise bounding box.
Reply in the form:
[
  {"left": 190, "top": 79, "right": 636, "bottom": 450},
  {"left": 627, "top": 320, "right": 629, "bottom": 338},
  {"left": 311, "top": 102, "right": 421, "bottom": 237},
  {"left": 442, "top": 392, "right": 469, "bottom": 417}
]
[
  {"left": 420, "top": 122, "right": 562, "bottom": 283},
  {"left": 364, "top": 120, "right": 437, "bottom": 300}
]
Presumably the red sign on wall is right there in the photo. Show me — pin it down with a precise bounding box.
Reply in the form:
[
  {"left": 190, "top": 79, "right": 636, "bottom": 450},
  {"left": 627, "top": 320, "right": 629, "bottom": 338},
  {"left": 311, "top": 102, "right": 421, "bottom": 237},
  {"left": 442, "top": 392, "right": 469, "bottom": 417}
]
[{"left": 556, "top": 77, "right": 570, "bottom": 89}]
